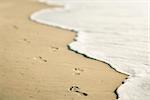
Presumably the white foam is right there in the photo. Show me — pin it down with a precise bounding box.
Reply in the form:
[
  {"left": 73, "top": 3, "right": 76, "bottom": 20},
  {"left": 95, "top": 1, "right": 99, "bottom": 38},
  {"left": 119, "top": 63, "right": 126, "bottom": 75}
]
[{"left": 31, "top": 0, "right": 150, "bottom": 99}]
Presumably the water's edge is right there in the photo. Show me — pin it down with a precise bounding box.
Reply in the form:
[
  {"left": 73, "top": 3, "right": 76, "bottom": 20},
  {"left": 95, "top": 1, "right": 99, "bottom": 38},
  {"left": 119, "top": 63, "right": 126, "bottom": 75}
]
[
  {"left": 67, "top": 43, "right": 128, "bottom": 99},
  {"left": 29, "top": 3, "right": 129, "bottom": 100},
  {"left": 29, "top": 17, "right": 129, "bottom": 99}
]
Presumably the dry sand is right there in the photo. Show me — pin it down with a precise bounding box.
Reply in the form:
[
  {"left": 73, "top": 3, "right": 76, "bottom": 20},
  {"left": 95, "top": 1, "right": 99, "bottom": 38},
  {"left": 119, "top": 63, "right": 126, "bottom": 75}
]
[{"left": 0, "top": 0, "right": 127, "bottom": 100}]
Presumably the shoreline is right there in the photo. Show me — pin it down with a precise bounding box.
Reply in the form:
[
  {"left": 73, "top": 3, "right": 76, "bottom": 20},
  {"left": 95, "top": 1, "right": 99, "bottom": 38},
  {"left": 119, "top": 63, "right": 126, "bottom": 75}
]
[
  {"left": 0, "top": 0, "right": 128, "bottom": 100},
  {"left": 32, "top": 22, "right": 129, "bottom": 99},
  {"left": 29, "top": 15, "right": 128, "bottom": 76}
]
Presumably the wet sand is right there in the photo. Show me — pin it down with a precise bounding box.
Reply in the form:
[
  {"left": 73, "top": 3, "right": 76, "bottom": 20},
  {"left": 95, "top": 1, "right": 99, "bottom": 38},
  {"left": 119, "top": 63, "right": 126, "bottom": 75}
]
[{"left": 0, "top": 0, "right": 127, "bottom": 100}]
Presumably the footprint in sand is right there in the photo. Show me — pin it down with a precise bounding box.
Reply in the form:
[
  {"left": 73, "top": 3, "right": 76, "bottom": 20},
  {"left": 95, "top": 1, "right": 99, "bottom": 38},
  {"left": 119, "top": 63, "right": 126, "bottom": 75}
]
[
  {"left": 23, "top": 38, "right": 30, "bottom": 43},
  {"left": 73, "top": 68, "right": 84, "bottom": 75},
  {"left": 33, "top": 56, "right": 47, "bottom": 62},
  {"left": 69, "top": 86, "right": 88, "bottom": 96},
  {"left": 49, "top": 46, "right": 59, "bottom": 52},
  {"left": 13, "top": 25, "right": 19, "bottom": 30}
]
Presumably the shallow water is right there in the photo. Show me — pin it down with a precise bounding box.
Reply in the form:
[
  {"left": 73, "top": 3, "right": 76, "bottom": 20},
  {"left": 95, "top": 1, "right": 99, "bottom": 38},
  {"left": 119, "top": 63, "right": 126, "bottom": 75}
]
[{"left": 31, "top": 0, "right": 149, "bottom": 99}]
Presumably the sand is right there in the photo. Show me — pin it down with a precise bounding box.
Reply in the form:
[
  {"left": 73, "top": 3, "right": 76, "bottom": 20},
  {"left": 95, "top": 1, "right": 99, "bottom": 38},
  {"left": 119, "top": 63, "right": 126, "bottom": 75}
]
[{"left": 0, "top": 0, "right": 127, "bottom": 100}]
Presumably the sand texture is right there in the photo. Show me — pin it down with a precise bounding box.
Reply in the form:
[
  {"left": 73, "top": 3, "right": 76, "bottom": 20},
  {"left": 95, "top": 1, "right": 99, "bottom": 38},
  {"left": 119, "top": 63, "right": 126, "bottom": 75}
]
[{"left": 0, "top": 0, "right": 127, "bottom": 100}]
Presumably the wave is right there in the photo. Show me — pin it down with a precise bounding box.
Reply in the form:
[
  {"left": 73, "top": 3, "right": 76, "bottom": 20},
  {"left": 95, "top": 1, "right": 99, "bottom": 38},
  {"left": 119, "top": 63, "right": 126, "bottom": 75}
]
[{"left": 31, "top": 0, "right": 150, "bottom": 100}]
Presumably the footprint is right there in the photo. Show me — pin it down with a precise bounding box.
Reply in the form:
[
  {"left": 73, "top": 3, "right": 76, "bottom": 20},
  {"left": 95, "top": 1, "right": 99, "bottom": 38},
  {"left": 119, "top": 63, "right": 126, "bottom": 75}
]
[
  {"left": 50, "top": 46, "right": 59, "bottom": 52},
  {"left": 39, "top": 56, "right": 47, "bottom": 62},
  {"left": 33, "top": 56, "right": 47, "bottom": 62},
  {"left": 20, "top": 72, "right": 24, "bottom": 76},
  {"left": 23, "top": 38, "right": 30, "bottom": 43},
  {"left": 73, "top": 68, "right": 84, "bottom": 75},
  {"left": 13, "top": 25, "right": 18, "bottom": 30},
  {"left": 69, "top": 86, "right": 88, "bottom": 96}
]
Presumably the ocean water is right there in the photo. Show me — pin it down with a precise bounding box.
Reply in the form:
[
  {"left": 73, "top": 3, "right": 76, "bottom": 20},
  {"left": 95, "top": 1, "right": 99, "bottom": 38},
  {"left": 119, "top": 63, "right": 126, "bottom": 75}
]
[{"left": 31, "top": 0, "right": 149, "bottom": 100}]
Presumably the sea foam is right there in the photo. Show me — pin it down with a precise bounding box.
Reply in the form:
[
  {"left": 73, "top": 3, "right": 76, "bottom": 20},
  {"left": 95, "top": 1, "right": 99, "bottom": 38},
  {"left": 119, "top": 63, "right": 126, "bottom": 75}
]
[{"left": 31, "top": 0, "right": 149, "bottom": 100}]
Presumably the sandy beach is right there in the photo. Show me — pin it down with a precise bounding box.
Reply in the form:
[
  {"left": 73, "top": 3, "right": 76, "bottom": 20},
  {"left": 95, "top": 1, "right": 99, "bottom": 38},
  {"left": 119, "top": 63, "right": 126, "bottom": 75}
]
[{"left": 0, "top": 0, "right": 127, "bottom": 100}]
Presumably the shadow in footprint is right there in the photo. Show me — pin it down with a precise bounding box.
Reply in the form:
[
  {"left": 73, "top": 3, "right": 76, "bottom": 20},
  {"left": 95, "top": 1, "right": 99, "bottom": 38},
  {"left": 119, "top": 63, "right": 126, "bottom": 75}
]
[
  {"left": 23, "top": 38, "right": 30, "bottom": 43},
  {"left": 73, "top": 68, "right": 84, "bottom": 75},
  {"left": 39, "top": 56, "right": 47, "bottom": 62},
  {"left": 33, "top": 56, "right": 47, "bottom": 63},
  {"left": 69, "top": 86, "right": 88, "bottom": 96},
  {"left": 50, "top": 46, "right": 59, "bottom": 52},
  {"left": 13, "top": 25, "right": 19, "bottom": 30}
]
